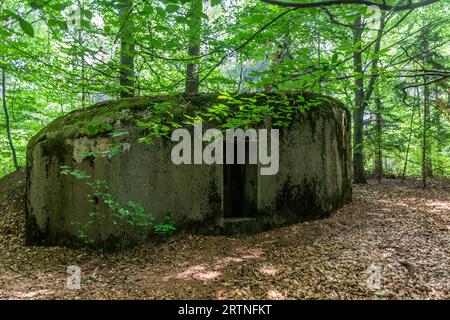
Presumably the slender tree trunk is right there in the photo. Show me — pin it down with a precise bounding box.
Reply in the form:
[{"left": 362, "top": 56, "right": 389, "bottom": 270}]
[
  {"left": 352, "top": 13, "right": 385, "bottom": 184},
  {"left": 185, "top": 0, "right": 202, "bottom": 94},
  {"left": 402, "top": 84, "right": 418, "bottom": 182},
  {"left": 401, "top": 107, "right": 415, "bottom": 181},
  {"left": 422, "top": 75, "right": 431, "bottom": 186},
  {"left": 119, "top": 0, "right": 135, "bottom": 98},
  {"left": 1, "top": 65, "right": 19, "bottom": 170},
  {"left": 316, "top": 22, "right": 322, "bottom": 90},
  {"left": 374, "top": 95, "right": 383, "bottom": 183},
  {"left": 264, "top": 34, "right": 290, "bottom": 92},
  {"left": 421, "top": 33, "right": 432, "bottom": 186},
  {"left": 352, "top": 14, "right": 367, "bottom": 184},
  {"left": 76, "top": 0, "right": 87, "bottom": 107},
  {"left": 80, "top": 34, "right": 86, "bottom": 108},
  {"left": 237, "top": 53, "right": 243, "bottom": 92}
]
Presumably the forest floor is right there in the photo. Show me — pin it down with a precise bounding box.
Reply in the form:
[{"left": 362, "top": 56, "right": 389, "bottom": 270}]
[{"left": 0, "top": 170, "right": 448, "bottom": 300}]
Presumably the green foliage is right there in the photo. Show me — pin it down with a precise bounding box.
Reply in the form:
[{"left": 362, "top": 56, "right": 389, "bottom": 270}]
[
  {"left": 86, "top": 179, "right": 155, "bottom": 229},
  {"left": 136, "top": 101, "right": 179, "bottom": 144},
  {"left": 154, "top": 213, "right": 177, "bottom": 236},
  {"left": 0, "top": 0, "right": 448, "bottom": 181},
  {"left": 136, "top": 92, "right": 330, "bottom": 144},
  {"left": 18, "top": 17, "right": 34, "bottom": 37},
  {"left": 80, "top": 119, "right": 113, "bottom": 136},
  {"left": 60, "top": 166, "right": 176, "bottom": 245},
  {"left": 60, "top": 166, "right": 91, "bottom": 179}
]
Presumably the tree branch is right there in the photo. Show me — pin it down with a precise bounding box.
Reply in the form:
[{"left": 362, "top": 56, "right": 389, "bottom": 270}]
[
  {"left": 322, "top": 8, "right": 359, "bottom": 29},
  {"left": 261, "top": 0, "right": 439, "bottom": 11}
]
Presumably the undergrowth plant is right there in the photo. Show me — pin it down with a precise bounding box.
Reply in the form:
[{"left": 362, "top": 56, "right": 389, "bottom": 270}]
[{"left": 60, "top": 166, "right": 176, "bottom": 245}]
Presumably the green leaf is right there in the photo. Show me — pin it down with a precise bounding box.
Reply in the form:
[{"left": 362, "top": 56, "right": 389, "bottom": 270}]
[
  {"left": 166, "top": 3, "right": 179, "bottom": 13},
  {"left": 249, "top": 13, "right": 265, "bottom": 23},
  {"left": 83, "top": 9, "right": 93, "bottom": 20},
  {"left": 110, "top": 131, "right": 130, "bottom": 138},
  {"left": 175, "top": 16, "right": 188, "bottom": 24},
  {"left": 49, "top": 2, "right": 72, "bottom": 11},
  {"left": 29, "top": 0, "right": 46, "bottom": 10},
  {"left": 18, "top": 18, "right": 34, "bottom": 37},
  {"left": 156, "top": 7, "right": 166, "bottom": 17},
  {"left": 331, "top": 52, "right": 339, "bottom": 64},
  {"left": 47, "top": 18, "right": 59, "bottom": 27},
  {"left": 143, "top": 5, "right": 153, "bottom": 14}
]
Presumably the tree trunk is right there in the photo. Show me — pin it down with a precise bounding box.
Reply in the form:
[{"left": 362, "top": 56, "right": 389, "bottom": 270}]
[
  {"left": 185, "top": 0, "right": 202, "bottom": 94},
  {"left": 79, "top": 32, "right": 87, "bottom": 108},
  {"left": 421, "top": 33, "right": 432, "bottom": 186},
  {"left": 352, "top": 12, "right": 385, "bottom": 184},
  {"left": 119, "top": 0, "right": 135, "bottom": 98},
  {"left": 351, "top": 14, "right": 367, "bottom": 184},
  {"left": 422, "top": 76, "right": 431, "bottom": 186},
  {"left": 316, "top": 22, "right": 322, "bottom": 90},
  {"left": 374, "top": 95, "right": 383, "bottom": 183},
  {"left": 402, "top": 84, "right": 418, "bottom": 182},
  {"left": 1, "top": 65, "right": 19, "bottom": 170}
]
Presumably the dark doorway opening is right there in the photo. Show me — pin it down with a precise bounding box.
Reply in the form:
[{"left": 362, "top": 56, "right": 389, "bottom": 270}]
[{"left": 223, "top": 138, "right": 258, "bottom": 218}]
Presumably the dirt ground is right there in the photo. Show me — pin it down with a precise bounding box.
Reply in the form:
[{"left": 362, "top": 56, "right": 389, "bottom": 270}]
[{"left": 0, "top": 170, "right": 448, "bottom": 300}]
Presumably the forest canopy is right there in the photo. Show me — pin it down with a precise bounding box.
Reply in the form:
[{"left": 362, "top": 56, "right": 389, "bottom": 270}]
[{"left": 0, "top": 0, "right": 449, "bottom": 183}]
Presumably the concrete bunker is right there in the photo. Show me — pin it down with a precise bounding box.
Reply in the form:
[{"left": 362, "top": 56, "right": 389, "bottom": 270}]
[{"left": 25, "top": 92, "right": 352, "bottom": 249}]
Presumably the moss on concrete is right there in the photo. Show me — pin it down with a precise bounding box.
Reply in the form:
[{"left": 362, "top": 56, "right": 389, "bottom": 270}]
[{"left": 28, "top": 92, "right": 347, "bottom": 152}]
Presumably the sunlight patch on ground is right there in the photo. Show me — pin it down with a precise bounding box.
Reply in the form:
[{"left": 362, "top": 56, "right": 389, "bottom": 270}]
[
  {"left": 215, "top": 257, "right": 243, "bottom": 267},
  {"left": 236, "top": 248, "right": 264, "bottom": 260},
  {"left": 267, "top": 290, "right": 286, "bottom": 300},
  {"left": 194, "top": 271, "right": 222, "bottom": 281},
  {"left": 258, "top": 264, "right": 279, "bottom": 276},
  {"left": 425, "top": 201, "right": 450, "bottom": 213},
  {"left": 173, "top": 265, "right": 221, "bottom": 281},
  {"left": 8, "top": 289, "right": 52, "bottom": 299},
  {"left": 169, "top": 248, "right": 264, "bottom": 282}
]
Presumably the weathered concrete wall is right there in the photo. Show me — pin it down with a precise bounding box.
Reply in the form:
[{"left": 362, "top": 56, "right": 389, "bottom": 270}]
[
  {"left": 26, "top": 134, "right": 223, "bottom": 249},
  {"left": 25, "top": 93, "right": 352, "bottom": 249},
  {"left": 257, "top": 105, "right": 352, "bottom": 228}
]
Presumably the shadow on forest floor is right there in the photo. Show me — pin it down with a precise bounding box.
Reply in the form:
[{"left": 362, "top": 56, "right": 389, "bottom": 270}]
[{"left": 0, "top": 170, "right": 448, "bottom": 299}]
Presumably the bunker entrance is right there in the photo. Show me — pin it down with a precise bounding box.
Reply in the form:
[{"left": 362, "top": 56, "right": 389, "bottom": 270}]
[{"left": 223, "top": 139, "right": 258, "bottom": 218}]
